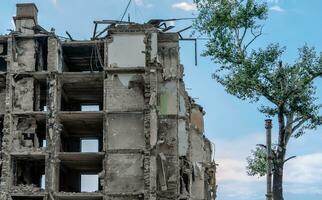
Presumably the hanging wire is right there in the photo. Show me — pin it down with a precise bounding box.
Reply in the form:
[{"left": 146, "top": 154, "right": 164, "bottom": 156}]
[
  {"left": 120, "top": 0, "right": 132, "bottom": 21},
  {"left": 89, "top": 41, "right": 104, "bottom": 72},
  {"left": 95, "top": 41, "right": 104, "bottom": 70}
]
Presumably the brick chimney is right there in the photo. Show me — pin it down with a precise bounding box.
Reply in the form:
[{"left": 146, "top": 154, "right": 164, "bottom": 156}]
[{"left": 14, "top": 3, "right": 38, "bottom": 34}]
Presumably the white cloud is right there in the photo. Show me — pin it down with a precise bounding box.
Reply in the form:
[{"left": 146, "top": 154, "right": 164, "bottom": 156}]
[
  {"left": 214, "top": 134, "right": 266, "bottom": 199},
  {"left": 285, "top": 153, "right": 322, "bottom": 185},
  {"left": 270, "top": 5, "right": 285, "bottom": 12},
  {"left": 217, "top": 159, "right": 264, "bottom": 183},
  {"left": 172, "top": 2, "right": 197, "bottom": 11}
]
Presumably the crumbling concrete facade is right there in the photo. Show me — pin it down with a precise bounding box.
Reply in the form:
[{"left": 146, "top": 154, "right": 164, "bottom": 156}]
[{"left": 0, "top": 3, "right": 217, "bottom": 200}]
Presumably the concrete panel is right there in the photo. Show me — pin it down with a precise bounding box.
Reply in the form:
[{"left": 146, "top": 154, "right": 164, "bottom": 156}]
[
  {"left": 157, "top": 34, "right": 182, "bottom": 80},
  {"left": 15, "top": 19, "right": 36, "bottom": 34},
  {"left": 191, "top": 107, "right": 204, "bottom": 134},
  {"left": 16, "top": 39, "right": 36, "bottom": 71},
  {"left": 106, "top": 153, "right": 144, "bottom": 193},
  {"left": 108, "top": 34, "right": 146, "bottom": 68},
  {"left": 0, "top": 89, "right": 6, "bottom": 113},
  {"left": 190, "top": 129, "right": 206, "bottom": 199},
  {"left": 159, "top": 82, "right": 178, "bottom": 115},
  {"left": 105, "top": 74, "right": 144, "bottom": 112},
  {"left": 178, "top": 119, "right": 188, "bottom": 156},
  {"left": 179, "top": 93, "right": 186, "bottom": 117},
  {"left": 150, "top": 33, "right": 158, "bottom": 62},
  {"left": 204, "top": 138, "right": 213, "bottom": 162},
  {"left": 150, "top": 109, "right": 158, "bottom": 148},
  {"left": 190, "top": 129, "right": 205, "bottom": 163},
  {"left": 13, "top": 77, "right": 34, "bottom": 112},
  {"left": 107, "top": 113, "right": 144, "bottom": 150},
  {"left": 16, "top": 3, "right": 38, "bottom": 22},
  {"left": 47, "top": 37, "right": 62, "bottom": 72},
  {"left": 158, "top": 118, "right": 177, "bottom": 155}
]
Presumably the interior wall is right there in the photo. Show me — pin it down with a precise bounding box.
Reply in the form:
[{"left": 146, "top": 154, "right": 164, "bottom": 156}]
[
  {"left": 15, "top": 39, "right": 36, "bottom": 72},
  {"left": 13, "top": 77, "right": 34, "bottom": 112}
]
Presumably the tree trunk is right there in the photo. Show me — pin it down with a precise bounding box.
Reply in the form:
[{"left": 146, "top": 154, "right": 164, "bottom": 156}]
[
  {"left": 274, "top": 108, "right": 287, "bottom": 200},
  {"left": 273, "top": 160, "right": 284, "bottom": 200},
  {"left": 273, "top": 136, "right": 287, "bottom": 200}
]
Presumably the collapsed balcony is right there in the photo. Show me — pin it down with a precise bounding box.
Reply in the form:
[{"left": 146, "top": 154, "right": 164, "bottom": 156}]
[
  {"left": 60, "top": 73, "right": 103, "bottom": 111},
  {"left": 62, "top": 41, "right": 104, "bottom": 72},
  {"left": 59, "top": 112, "right": 103, "bottom": 152}
]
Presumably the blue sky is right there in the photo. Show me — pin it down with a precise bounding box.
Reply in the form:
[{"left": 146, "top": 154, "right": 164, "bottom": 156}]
[{"left": 1, "top": 0, "right": 322, "bottom": 199}]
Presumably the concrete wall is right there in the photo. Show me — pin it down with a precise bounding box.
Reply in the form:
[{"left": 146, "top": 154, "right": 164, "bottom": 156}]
[
  {"left": 107, "top": 113, "right": 145, "bottom": 150},
  {"left": 159, "top": 81, "right": 178, "bottom": 115},
  {"left": 178, "top": 119, "right": 188, "bottom": 157},
  {"left": 0, "top": 88, "right": 6, "bottom": 113},
  {"left": 157, "top": 33, "right": 182, "bottom": 80},
  {"left": 190, "top": 129, "right": 209, "bottom": 200},
  {"left": 108, "top": 34, "right": 146, "bottom": 68},
  {"left": 191, "top": 106, "right": 205, "bottom": 134},
  {"left": 15, "top": 19, "right": 36, "bottom": 34},
  {"left": 47, "top": 37, "right": 62, "bottom": 72},
  {"left": 15, "top": 39, "right": 36, "bottom": 72},
  {"left": 13, "top": 77, "right": 34, "bottom": 112},
  {"left": 106, "top": 153, "right": 144, "bottom": 193},
  {"left": 105, "top": 74, "right": 144, "bottom": 112}
]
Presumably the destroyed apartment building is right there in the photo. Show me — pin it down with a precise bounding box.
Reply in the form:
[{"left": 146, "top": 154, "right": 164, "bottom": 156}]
[{"left": 0, "top": 3, "right": 216, "bottom": 200}]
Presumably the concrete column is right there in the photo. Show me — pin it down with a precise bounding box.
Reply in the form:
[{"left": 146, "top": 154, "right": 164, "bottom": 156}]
[{"left": 14, "top": 4, "right": 38, "bottom": 34}]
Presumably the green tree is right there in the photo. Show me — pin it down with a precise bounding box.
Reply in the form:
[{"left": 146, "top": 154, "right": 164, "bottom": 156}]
[
  {"left": 246, "top": 146, "right": 268, "bottom": 177},
  {"left": 193, "top": 0, "right": 322, "bottom": 199}
]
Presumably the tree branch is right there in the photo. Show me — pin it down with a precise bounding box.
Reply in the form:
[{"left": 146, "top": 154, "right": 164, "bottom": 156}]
[
  {"left": 284, "top": 70, "right": 322, "bottom": 103},
  {"left": 245, "top": 26, "right": 263, "bottom": 50},
  {"left": 284, "top": 156, "right": 296, "bottom": 163},
  {"left": 285, "top": 113, "right": 294, "bottom": 144},
  {"left": 292, "top": 118, "right": 307, "bottom": 133},
  {"left": 240, "top": 27, "right": 248, "bottom": 46}
]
